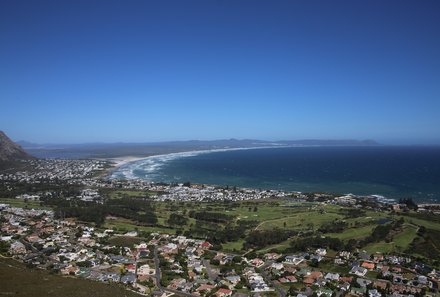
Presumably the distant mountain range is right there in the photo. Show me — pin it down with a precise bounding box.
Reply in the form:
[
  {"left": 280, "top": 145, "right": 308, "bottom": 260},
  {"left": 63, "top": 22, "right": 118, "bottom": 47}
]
[
  {"left": 16, "top": 138, "right": 379, "bottom": 159},
  {"left": 0, "top": 131, "right": 35, "bottom": 169}
]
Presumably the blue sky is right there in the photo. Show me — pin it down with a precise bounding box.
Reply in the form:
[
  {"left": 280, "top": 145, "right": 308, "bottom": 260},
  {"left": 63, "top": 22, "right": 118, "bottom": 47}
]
[{"left": 1, "top": 0, "right": 439, "bottom": 144}]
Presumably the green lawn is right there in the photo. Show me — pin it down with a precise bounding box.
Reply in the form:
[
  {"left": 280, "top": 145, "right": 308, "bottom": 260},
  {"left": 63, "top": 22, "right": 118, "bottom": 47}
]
[
  {"left": 103, "top": 217, "right": 176, "bottom": 234},
  {"left": 393, "top": 225, "right": 418, "bottom": 249},
  {"left": 326, "top": 225, "right": 376, "bottom": 240},
  {"left": 256, "top": 208, "right": 343, "bottom": 231},
  {"left": 256, "top": 239, "right": 292, "bottom": 254},
  {"left": 364, "top": 225, "right": 418, "bottom": 254},
  {"left": 403, "top": 216, "right": 440, "bottom": 231},
  {"left": 364, "top": 241, "right": 395, "bottom": 254},
  {"left": 222, "top": 239, "right": 245, "bottom": 252}
]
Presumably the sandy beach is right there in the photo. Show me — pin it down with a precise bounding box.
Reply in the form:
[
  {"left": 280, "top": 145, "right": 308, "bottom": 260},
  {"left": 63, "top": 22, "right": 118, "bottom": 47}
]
[{"left": 106, "top": 156, "right": 149, "bottom": 167}]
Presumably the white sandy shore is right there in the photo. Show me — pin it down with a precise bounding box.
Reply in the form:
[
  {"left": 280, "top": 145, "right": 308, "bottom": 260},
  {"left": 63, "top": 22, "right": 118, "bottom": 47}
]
[
  {"left": 109, "top": 146, "right": 297, "bottom": 168},
  {"left": 105, "top": 156, "right": 149, "bottom": 167}
]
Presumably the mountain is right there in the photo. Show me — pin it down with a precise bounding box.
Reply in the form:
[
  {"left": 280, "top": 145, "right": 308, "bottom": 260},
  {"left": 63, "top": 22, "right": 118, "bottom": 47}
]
[{"left": 0, "top": 131, "right": 35, "bottom": 169}]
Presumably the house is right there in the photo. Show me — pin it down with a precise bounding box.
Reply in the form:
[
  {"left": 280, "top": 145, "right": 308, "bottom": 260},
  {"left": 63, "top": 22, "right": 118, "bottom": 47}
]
[
  {"left": 333, "top": 258, "right": 343, "bottom": 265},
  {"left": 10, "top": 240, "right": 26, "bottom": 254},
  {"left": 373, "top": 280, "right": 388, "bottom": 290},
  {"left": 250, "top": 258, "right": 264, "bottom": 267},
  {"left": 215, "top": 288, "right": 232, "bottom": 297},
  {"left": 303, "top": 277, "right": 315, "bottom": 286},
  {"left": 337, "top": 282, "right": 350, "bottom": 291},
  {"left": 350, "top": 266, "right": 368, "bottom": 277},
  {"left": 264, "top": 252, "right": 281, "bottom": 260},
  {"left": 285, "top": 255, "right": 304, "bottom": 265},
  {"left": 324, "top": 272, "right": 340, "bottom": 281},
  {"left": 356, "top": 278, "right": 372, "bottom": 287},
  {"left": 136, "top": 263, "right": 153, "bottom": 275},
  {"left": 283, "top": 275, "right": 297, "bottom": 283},
  {"left": 368, "top": 289, "right": 382, "bottom": 297},
  {"left": 196, "top": 284, "right": 216, "bottom": 294},
  {"left": 361, "top": 261, "right": 375, "bottom": 270},
  {"left": 271, "top": 262, "right": 284, "bottom": 270},
  {"left": 310, "top": 254, "right": 323, "bottom": 262},
  {"left": 121, "top": 273, "right": 136, "bottom": 284},
  {"left": 126, "top": 263, "right": 136, "bottom": 273},
  {"left": 201, "top": 241, "right": 212, "bottom": 249},
  {"left": 316, "top": 248, "right": 327, "bottom": 256},
  {"left": 225, "top": 275, "right": 241, "bottom": 285}
]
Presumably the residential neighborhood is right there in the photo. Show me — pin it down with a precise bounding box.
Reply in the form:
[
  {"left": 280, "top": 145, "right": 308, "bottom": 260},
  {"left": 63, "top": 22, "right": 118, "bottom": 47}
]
[{"left": 1, "top": 203, "right": 439, "bottom": 297}]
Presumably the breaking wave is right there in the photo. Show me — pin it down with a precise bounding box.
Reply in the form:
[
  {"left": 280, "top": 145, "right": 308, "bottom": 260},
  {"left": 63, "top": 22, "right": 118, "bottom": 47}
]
[{"left": 110, "top": 146, "right": 279, "bottom": 180}]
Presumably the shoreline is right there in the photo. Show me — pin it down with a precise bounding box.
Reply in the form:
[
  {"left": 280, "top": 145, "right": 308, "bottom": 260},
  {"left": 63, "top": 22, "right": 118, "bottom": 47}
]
[
  {"left": 105, "top": 156, "right": 151, "bottom": 167},
  {"left": 100, "top": 148, "right": 440, "bottom": 204}
]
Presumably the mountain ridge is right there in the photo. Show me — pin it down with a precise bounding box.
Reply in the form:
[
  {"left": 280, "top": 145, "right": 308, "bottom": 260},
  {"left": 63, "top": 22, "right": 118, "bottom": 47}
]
[
  {"left": 16, "top": 137, "right": 380, "bottom": 159},
  {"left": 0, "top": 131, "right": 35, "bottom": 169},
  {"left": 17, "top": 138, "right": 379, "bottom": 149}
]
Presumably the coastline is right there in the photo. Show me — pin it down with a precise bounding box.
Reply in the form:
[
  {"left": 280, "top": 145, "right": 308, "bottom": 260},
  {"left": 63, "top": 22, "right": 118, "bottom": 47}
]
[
  {"left": 101, "top": 147, "right": 440, "bottom": 203},
  {"left": 96, "top": 156, "right": 151, "bottom": 179},
  {"left": 106, "top": 156, "right": 150, "bottom": 167}
]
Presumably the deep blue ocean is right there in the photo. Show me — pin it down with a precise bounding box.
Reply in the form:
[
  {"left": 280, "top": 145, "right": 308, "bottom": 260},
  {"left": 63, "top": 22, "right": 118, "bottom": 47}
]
[{"left": 111, "top": 146, "right": 440, "bottom": 202}]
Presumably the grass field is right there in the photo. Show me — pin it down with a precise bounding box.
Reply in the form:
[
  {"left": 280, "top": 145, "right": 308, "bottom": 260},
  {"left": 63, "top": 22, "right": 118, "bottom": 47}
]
[
  {"left": 403, "top": 216, "right": 440, "bottom": 231},
  {"left": 0, "top": 257, "right": 140, "bottom": 297},
  {"left": 103, "top": 217, "right": 176, "bottom": 234},
  {"left": 364, "top": 224, "right": 418, "bottom": 254},
  {"left": 327, "top": 224, "right": 376, "bottom": 240},
  {"left": 6, "top": 188, "right": 438, "bottom": 259},
  {"left": 222, "top": 239, "right": 245, "bottom": 252}
]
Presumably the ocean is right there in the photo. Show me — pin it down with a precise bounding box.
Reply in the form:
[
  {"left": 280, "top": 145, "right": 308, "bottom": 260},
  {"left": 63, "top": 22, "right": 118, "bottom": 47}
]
[{"left": 111, "top": 146, "right": 440, "bottom": 203}]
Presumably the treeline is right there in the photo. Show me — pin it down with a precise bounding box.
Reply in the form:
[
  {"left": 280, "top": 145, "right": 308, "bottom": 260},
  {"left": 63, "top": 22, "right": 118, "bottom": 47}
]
[
  {"left": 167, "top": 213, "right": 188, "bottom": 227},
  {"left": 244, "top": 228, "right": 292, "bottom": 249},
  {"left": 0, "top": 181, "right": 81, "bottom": 199},
  {"left": 181, "top": 220, "right": 258, "bottom": 246},
  {"left": 54, "top": 205, "right": 106, "bottom": 225},
  {"left": 188, "top": 211, "right": 232, "bottom": 223},
  {"left": 399, "top": 198, "right": 418, "bottom": 210},
  {"left": 209, "top": 220, "right": 258, "bottom": 245},
  {"left": 359, "top": 218, "right": 403, "bottom": 246},
  {"left": 339, "top": 208, "right": 366, "bottom": 219},
  {"left": 53, "top": 197, "right": 157, "bottom": 227},
  {"left": 318, "top": 220, "right": 348, "bottom": 233}
]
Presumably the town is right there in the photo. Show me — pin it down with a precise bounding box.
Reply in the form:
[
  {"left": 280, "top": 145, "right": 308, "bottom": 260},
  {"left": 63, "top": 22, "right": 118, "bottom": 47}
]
[
  {"left": 1, "top": 203, "right": 439, "bottom": 297},
  {"left": 1, "top": 158, "right": 440, "bottom": 297}
]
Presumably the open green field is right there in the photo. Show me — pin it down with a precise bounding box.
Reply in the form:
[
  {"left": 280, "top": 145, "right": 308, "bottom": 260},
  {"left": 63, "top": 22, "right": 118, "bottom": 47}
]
[
  {"left": 96, "top": 198, "right": 440, "bottom": 258},
  {"left": 222, "top": 239, "right": 245, "bottom": 252},
  {"left": 364, "top": 224, "right": 418, "bottom": 254},
  {"left": 403, "top": 216, "right": 440, "bottom": 231},
  {"left": 394, "top": 225, "right": 418, "bottom": 248},
  {"left": 327, "top": 224, "right": 376, "bottom": 240},
  {"left": 103, "top": 217, "right": 176, "bottom": 234},
  {"left": 0, "top": 257, "right": 140, "bottom": 297},
  {"left": 0, "top": 198, "right": 51, "bottom": 210}
]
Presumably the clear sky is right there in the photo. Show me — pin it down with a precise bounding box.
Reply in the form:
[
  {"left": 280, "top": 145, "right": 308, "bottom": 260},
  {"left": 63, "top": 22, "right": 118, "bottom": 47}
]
[{"left": 1, "top": 0, "right": 439, "bottom": 144}]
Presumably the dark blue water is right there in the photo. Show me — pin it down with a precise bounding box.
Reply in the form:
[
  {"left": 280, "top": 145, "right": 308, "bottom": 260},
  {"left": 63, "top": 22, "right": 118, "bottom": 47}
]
[{"left": 114, "top": 146, "right": 440, "bottom": 202}]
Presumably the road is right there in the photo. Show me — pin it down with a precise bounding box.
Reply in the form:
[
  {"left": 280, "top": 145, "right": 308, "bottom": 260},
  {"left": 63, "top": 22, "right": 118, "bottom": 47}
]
[
  {"left": 153, "top": 246, "right": 200, "bottom": 297},
  {"left": 202, "top": 259, "right": 218, "bottom": 282},
  {"left": 153, "top": 246, "right": 163, "bottom": 291}
]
